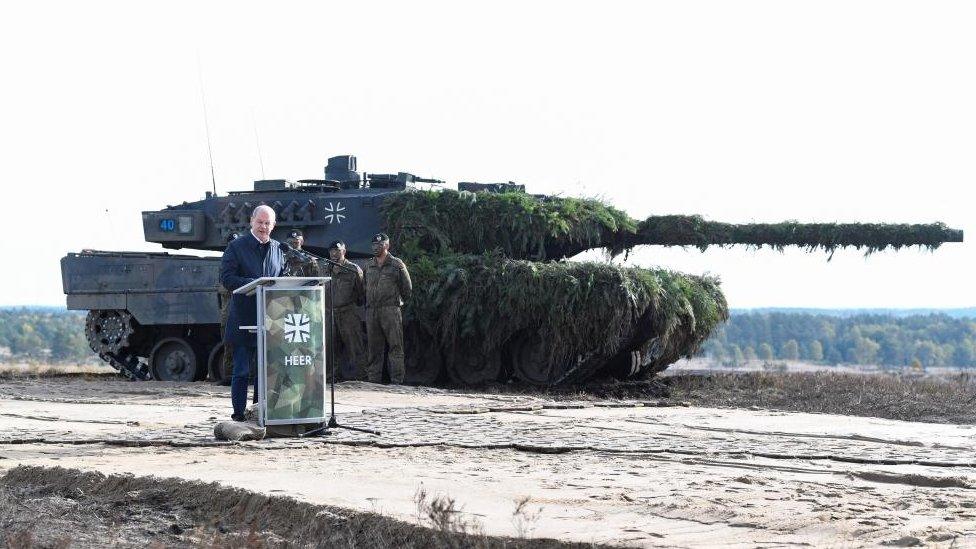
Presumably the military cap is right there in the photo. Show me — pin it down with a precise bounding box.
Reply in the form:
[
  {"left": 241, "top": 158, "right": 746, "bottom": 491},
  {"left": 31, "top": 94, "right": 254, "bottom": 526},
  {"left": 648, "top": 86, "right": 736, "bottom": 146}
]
[
  {"left": 329, "top": 240, "right": 346, "bottom": 250},
  {"left": 372, "top": 232, "right": 390, "bottom": 243},
  {"left": 288, "top": 228, "right": 304, "bottom": 238}
]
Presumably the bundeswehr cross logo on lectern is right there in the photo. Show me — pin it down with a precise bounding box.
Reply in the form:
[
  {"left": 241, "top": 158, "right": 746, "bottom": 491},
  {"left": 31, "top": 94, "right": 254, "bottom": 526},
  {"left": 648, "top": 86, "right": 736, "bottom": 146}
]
[{"left": 283, "top": 313, "right": 311, "bottom": 343}]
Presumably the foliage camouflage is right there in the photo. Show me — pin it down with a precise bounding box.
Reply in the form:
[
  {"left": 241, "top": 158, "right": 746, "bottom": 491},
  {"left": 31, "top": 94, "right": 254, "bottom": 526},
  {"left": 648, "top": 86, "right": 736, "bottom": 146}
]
[
  {"left": 380, "top": 189, "right": 960, "bottom": 383},
  {"left": 630, "top": 216, "right": 962, "bottom": 257},
  {"left": 382, "top": 189, "right": 634, "bottom": 260},
  {"left": 404, "top": 254, "right": 728, "bottom": 382},
  {"left": 382, "top": 190, "right": 961, "bottom": 260}
]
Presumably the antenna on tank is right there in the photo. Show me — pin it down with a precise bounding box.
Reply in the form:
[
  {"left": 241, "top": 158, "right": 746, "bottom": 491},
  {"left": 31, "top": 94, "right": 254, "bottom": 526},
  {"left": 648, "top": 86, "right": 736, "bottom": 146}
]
[
  {"left": 196, "top": 54, "right": 218, "bottom": 196},
  {"left": 251, "top": 109, "right": 266, "bottom": 180}
]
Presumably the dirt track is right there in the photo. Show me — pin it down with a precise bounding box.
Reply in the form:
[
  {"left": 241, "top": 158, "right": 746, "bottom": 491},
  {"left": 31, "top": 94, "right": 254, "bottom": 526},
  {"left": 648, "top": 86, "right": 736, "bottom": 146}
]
[{"left": 0, "top": 377, "right": 974, "bottom": 547}]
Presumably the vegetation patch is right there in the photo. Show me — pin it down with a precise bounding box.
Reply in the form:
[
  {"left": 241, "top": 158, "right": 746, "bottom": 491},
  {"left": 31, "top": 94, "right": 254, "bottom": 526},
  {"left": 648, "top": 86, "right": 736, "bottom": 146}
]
[
  {"left": 0, "top": 466, "right": 608, "bottom": 549},
  {"left": 705, "top": 311, "right": 976, "bottom": 368},
  {"left": 0, "top": 309, "right": 90, "bottom": 363},
  {"left": 577, "top": 371, "right": 976, "bottom": 424}
]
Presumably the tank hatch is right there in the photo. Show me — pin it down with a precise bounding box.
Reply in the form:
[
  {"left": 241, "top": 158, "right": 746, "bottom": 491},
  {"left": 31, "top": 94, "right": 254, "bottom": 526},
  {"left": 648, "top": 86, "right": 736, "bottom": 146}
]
[{"left": 253, "top": 179, "right": 296, "bottom": 191}]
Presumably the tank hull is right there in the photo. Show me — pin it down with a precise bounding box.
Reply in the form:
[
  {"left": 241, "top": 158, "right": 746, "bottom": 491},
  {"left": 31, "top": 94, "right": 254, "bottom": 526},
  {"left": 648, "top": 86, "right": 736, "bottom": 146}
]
[
  {"left": 62, "top": 251, "right": 222, "bottom": 381},
  {"left": 61, "top": 251, "right": 725, "bottom": 385}
]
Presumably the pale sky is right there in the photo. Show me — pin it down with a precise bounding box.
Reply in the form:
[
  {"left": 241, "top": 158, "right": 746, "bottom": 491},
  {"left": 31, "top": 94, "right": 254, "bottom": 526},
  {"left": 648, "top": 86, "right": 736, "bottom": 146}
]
[{"left": 1, "top": 1, "right": 972, "bottom": 308}]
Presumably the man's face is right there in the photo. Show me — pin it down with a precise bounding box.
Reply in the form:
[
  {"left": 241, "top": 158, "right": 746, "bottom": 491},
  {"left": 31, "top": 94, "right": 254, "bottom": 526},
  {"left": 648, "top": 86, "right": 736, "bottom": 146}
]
[
  {"left": 371, "top": 240, "right": 389, "bottom": 257},
  {"left": 329, "top": 247, "right": 345, "bottom": 262},
  {"left": 288, "top": 235, "right": 304, "bottom": 250},
  {"left": 250, "top": 209, "right": 275, "bottom": 242}
]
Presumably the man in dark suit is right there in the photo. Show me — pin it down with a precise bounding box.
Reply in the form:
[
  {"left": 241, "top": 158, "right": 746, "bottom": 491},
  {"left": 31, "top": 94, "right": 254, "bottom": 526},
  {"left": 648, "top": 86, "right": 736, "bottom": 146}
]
[{"left": 220, "top": 205, "right": 286, "bottom": 421}]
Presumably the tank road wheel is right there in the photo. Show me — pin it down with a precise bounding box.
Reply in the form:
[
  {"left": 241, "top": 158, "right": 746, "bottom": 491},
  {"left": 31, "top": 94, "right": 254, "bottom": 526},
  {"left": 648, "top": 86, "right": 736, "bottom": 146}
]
[
  {"left": 208, "top": 343, "right": 232, "bottom": 384},
  {"left": 605, "top": 349, "right": 645, "bottom": 379},
  {"left": 404, "top": 329, "right": 443, "bottom": 386},
  {"left": 508, "top": 331, "right": 579, "bottom": 387},
  {"left": 150, "top": 338, "right": 201, "bottom": 382},
  {"left": 446, "top": 343, "right": 501, "bottom": 386},
  {"left": 404, "top": 342, "right": 443, "bottom": 386},
  {"left": 85, "top": 310, "right": 135, "bottom": 354}
]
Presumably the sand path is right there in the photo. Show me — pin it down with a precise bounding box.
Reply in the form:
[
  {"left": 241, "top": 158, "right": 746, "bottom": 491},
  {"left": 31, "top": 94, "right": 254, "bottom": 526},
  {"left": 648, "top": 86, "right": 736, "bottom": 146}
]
[{"left": 0, "top": 378, "right": 973, "bottom": 547}]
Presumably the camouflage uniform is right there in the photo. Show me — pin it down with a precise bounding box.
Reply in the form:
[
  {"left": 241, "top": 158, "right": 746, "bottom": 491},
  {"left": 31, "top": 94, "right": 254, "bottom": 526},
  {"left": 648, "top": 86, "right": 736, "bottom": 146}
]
[
  {"left": 284, "top": 250, "right": 322, "bottom": 277},
  {"left": 364, "top": 254, "right": 412, "bottom": 383},
  {"left": 217, "top": 284, "right": 234, "bottom": 384},
  {"left": 326, "top": 260, "right": 367, "bottom": 380}
]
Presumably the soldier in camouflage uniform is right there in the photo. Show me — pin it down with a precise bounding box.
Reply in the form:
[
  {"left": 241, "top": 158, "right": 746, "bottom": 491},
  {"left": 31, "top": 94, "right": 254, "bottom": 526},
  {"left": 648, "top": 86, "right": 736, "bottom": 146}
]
[
  {"left": 283, "top": 229, "right": 322, "bottom": 277},
  {"left": 364, "top": 232, "right": 412, "bottom": 384},
  {"left": 325, "top": 240, "right": 366, "bottom": 380},
  {"left": 216, "top": 232, "right": 240, "bottom": 385},
  {"left": 217, "top": 284, "right": 234, "bottom": 385}
]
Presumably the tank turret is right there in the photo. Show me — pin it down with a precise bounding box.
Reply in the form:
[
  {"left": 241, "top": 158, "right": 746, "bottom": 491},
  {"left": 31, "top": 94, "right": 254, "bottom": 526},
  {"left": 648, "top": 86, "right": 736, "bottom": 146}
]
[{"left": 63, "top": 155, "right": 963, "bottom": 385}]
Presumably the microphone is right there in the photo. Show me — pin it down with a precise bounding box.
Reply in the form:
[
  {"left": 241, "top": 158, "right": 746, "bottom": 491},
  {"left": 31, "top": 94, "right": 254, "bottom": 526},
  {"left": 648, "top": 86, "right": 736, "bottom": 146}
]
[
  {"left": 281, "top": 241, "right": 324, "bottom": 261},
  {"left": 280, "top": 240, "right": 356, "bottom": 273}
]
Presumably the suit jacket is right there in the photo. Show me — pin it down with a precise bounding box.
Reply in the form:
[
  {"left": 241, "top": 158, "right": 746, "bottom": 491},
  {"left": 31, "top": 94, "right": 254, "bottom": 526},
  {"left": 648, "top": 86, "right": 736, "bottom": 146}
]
[{"left": 220, "top": 234, "right": 286, "bottom": 347}]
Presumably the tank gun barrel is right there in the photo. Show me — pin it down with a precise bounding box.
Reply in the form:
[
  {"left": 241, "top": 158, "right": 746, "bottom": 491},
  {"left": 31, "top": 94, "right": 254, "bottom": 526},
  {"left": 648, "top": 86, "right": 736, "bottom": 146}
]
[
  {"left": 413, "top": 176, "right": 445, "bottom": 185},
  {"left": 382, "top": 190, "right": 964, "bottom": 261},
  {"left": 621, "top": 216, "right": 964, "bottom": 255}
]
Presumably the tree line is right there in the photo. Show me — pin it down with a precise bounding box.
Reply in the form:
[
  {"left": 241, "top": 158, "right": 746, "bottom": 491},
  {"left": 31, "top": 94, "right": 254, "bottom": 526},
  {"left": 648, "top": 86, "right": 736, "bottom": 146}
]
[
  {"left": 703, "top": 312, "right": 976, "bottom": 368},
  {"left": 0, "top": 308, "right": 90, "bottom": 362},
  {"left": 4, "top": 307, "right": 976, "bottom": 368}
]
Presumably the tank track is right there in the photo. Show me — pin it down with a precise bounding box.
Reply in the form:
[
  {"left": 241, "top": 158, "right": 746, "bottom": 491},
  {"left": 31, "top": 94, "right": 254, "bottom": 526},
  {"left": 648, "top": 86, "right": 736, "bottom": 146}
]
[
  {"left": 85, "top": 310, "right": 152, "bottom": 380},
  {"left": 99, "top": 352, "right": 152, "bottom": 381}
]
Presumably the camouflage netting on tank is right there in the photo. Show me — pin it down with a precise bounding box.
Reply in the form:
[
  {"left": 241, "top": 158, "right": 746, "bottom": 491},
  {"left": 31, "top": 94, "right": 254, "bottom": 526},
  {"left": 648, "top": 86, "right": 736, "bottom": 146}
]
[
  {"left": 382, "top": 190, "right": 962, "bottom": 260},
  {"left": 630, "top": 216, "right": 963, "bottom": 257},
  {"left": 381, "top": 189, "right": 957, "bottom": 381},
  {"left": 406, "top": 254, "right": 728, "bottom": 380},
  {"left": 382, "top": 189, "right": 633, "bottom": 260}
]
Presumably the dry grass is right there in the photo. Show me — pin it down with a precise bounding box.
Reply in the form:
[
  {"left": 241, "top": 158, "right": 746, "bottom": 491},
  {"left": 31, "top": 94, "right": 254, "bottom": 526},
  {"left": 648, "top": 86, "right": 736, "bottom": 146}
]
[
  {"left": 579, "top": 371, "right": 976, "bottom": 424},
  {"left": 0, "top": 466, "right": 607, "bottom": 549},
  {"left": 0, "top": 362, "right": 113, "bottom": 380}
]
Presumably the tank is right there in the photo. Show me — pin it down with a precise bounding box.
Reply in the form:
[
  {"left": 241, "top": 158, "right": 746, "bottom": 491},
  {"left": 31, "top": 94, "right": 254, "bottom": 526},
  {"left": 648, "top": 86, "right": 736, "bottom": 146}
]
[{"left": 61, "top": 154, "right": 964, "bottom": 385}]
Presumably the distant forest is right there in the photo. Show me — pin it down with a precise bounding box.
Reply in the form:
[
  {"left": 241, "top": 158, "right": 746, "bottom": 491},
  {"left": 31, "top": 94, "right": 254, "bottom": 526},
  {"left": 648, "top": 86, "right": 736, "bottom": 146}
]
[
  {"left": 0, "top": 308, "right": 90, "bottom": 362},
  {"left": 2, "top": 307, "right": 976, "bottom": 368},
  {"left": 704, "top": 312, "right": 976, "bottom": 368}
]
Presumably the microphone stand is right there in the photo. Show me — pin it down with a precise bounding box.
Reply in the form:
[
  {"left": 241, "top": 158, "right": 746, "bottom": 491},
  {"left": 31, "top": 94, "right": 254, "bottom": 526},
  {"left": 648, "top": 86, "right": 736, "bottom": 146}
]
[{"left": 298, "top": 250, "right": 380, "bottom": 438}]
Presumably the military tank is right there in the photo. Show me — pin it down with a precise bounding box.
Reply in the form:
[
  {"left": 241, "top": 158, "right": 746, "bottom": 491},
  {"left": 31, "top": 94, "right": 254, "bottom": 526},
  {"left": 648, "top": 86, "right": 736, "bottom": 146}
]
[{"left": 61, "top": 155, "right": 963, "bottom": 385}]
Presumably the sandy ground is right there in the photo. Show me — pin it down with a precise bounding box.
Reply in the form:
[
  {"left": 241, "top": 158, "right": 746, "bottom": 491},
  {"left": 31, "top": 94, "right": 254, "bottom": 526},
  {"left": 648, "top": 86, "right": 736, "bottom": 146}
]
[
  {"left": 668, "top": 357, "right": 972, "bottom": 379},
  {"left": 0, "top": 377, "right": 974, "bottom": 548}
]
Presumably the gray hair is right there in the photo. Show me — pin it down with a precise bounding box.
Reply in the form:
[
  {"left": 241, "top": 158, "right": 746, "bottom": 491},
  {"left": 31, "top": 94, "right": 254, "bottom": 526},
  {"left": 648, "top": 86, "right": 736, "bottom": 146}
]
[{"left": 251, "top": 204, "right": 276, "bottom": 220}]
